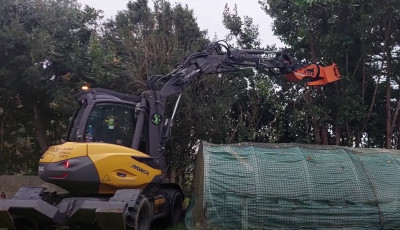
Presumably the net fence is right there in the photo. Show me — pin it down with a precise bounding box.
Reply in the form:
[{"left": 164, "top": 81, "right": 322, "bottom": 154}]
[{"left": 186, "top": 142, "right": 400, "bottom": 229}]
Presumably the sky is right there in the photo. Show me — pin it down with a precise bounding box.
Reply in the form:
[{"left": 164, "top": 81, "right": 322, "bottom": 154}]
[{"left": 76, "top": 0, "right": 284, "bottom": 47}]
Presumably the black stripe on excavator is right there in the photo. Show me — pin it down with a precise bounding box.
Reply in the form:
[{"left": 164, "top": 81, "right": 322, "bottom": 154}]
[
  {"left": 38, "top": 156, "right": 100, "bottom": 195},
  {"left": 131, "top": 155, "right": 160, "bottom": 169}
]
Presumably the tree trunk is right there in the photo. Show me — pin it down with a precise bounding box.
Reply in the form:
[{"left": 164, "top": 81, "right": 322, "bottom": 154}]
[
  {"left": 177, "top": 172, "right": 183, "bottom": 187},
  {"left": 385, "top": 47, "right": 392, "bottom": 149},
  {"left": 390, "top": 95, "right": 400, "bottom": 135},
  {"left": 362, "top": 58, "right": 366, "bottom": 100},
  {"left": 321, "top": 126, "right": 328, "bottom": 145},
  {"left": 335, "top": 84, "right": 340, "bottom": 146},
  {"left": 0, "top": 114, "right": 4, "bottom": 152},
  {"left": 307, "top": 37, "right": 321, "bottom": 144},
  {"left": 385, "top": 88, "right": 391, "bottom": 148},
  {"left": 33, "top": 103, "right": 50, "bottom": 153},
  {"left": 346, "top": 122, "right": 351, "bottom": 147},
  {"left": 303, "top": 92, "right": 321, "bottom": 144},
  {"left": 398, "top": 125, "right": 400, "bottom": 149},
  {"left": 355, "top": 131, "right": 361, "bottom": 147},
  {"left": 169, "top": 166, "right": 176, "bottom": 183},
  {"left": 335, "top": 120, "right": 340, "bottom": 145},
  {"left": 361, "top": 63, "right": 383, "bottom": 134},
  {"left": 383, "top": 10, "right": 393, "bottom": 149},
  {"left": 312, "top": 115, "right": 321, "bottom": 144},
  {"left": 345, "top": 50, "right": 349, "bottom": 75},
  {"left": 306, "top": 115, "right": 310, "bottom": 143}
]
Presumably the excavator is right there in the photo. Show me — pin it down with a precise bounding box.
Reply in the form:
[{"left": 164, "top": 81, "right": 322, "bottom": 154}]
[{"left": 0, "top": 40, "right": 340, "bottom": 230}]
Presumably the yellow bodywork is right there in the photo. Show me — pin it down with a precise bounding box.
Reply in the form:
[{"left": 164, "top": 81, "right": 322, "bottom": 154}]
[
  {"left": 40, "top": 143, "right": 87, "bottom": 162},
  {"left": 40, "top": 142, "right": 162, "bottom": 194}
]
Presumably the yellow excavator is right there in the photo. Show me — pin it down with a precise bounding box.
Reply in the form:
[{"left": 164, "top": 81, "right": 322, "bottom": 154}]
[{"left": 0, "top": 41, "right": 340, "bottom": 230}]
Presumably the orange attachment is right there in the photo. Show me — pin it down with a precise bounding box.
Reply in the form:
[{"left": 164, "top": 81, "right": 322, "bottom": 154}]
[{"left": 285, "top": 63, "right": 341, "bottom": 86}]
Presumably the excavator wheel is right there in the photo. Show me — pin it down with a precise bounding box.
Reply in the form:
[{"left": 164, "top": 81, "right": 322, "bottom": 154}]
[
  {"left": 169, "top": 191, "right": 183, "bottom": 226},
  {"left": 127, "top": 195, "right": 152, "bottom": 230},
  {"left": 157, "top": 189, "right": 183, "bottom": 227}
]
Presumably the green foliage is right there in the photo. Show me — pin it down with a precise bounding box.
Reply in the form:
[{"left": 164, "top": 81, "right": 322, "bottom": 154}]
[
  {"left": 223, "top": 4, "right": 260, "bottom": 48},
  {"left": 0, "top": 0, "right": 102, "bottom": 173},
  {"left": 101, "top": 0, "right": 206, "bottom": 93},
  {"left": 259, "top": 0, "right": 400, "bottom": 147}
]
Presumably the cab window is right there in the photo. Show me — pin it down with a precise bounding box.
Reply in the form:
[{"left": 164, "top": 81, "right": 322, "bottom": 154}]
[
  {"left": 84, "top": 103, "right": 136, "bottom": 147},
  {"left": 68, "top": 103, "right": 87, "bottom": 142}
]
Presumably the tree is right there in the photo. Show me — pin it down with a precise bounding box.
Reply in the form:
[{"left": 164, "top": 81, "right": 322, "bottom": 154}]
[
  {"left": 0, "top": 0, "right": 102, "bottom": 173},
  {"left": 258, "top": 0, "right": 400, "bottom": 148}
]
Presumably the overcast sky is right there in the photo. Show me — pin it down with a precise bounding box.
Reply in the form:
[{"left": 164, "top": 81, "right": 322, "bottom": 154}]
[{"left": 77, "top": 0, "right": 284, "bottom": 47}]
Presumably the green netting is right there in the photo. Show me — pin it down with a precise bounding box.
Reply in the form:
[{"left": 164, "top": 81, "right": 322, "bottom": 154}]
[{"left": 186, "top": 142, "right": 400, "bottom": 230}]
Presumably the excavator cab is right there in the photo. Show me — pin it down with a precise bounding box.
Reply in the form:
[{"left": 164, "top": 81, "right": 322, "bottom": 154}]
[
  {"left": 69, "top": 101, "right": 136, "bottom": 146},
  {"left": 67, "top": 89, "right": 140, "bottom": 146}
]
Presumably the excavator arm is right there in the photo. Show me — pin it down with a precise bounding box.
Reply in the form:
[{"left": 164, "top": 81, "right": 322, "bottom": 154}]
[
  {"left": 133, "top": 41, "right": 341, "bottom": 170},
  {"left": 147, "top": 41, "right": 340, "bottom": 97}
]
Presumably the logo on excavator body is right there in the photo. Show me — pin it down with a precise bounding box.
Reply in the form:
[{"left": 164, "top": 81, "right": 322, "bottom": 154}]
[
  {"left": 102, "top": 175, "right": 111, "bottom": 181},
  {"left": 151, "top": 113, "right": 162, "bottom": 125},
  {"left": 131, "top": 164, "right": 150, "bottom": 175}
]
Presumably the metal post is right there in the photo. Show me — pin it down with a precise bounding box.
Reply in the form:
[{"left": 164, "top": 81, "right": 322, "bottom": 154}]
[{"left": 170, "top": 94, "right": 182, "bottom": 124}]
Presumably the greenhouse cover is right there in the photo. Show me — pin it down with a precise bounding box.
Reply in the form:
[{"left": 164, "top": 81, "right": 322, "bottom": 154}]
[{"left": 186, "top": 142, "right": 400, "bottom": 229}]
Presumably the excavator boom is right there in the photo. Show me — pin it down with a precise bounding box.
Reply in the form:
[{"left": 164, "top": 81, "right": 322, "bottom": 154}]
[{"left": 149, "top": 42, "right": 341, "bottom": 98}]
